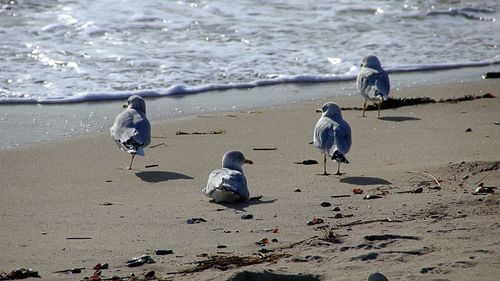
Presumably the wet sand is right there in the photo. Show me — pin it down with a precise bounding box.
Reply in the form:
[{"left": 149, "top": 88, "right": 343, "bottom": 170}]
[{"left": 0, "top": 79, "right": 499, "bottom": 280}]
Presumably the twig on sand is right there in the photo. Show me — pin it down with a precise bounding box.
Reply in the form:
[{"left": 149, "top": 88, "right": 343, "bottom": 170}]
[
  {"left": 406, "top": 171, "right": 441, "bottom": 186},
  {"left": 474, "top": 169, "right": 497, "bottom": 185},
  {"left": 334, "top": 218, "right": 407, "bottom": 228},
  {"left": 150, "top": 142, "right": 168, "bottom": 148}
]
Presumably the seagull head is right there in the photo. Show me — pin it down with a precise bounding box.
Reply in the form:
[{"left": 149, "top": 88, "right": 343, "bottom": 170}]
[
  {"left": 222, "top": 150, "right": 253, "bottom": 172},
  {"left": 316, "top": 102, "right": 342, "bottom": 119},
  {"left": 124, "top": 95, "right": 147, "bottom": 114},
  {"left": 361, "top": 55, "right": 382, "bottom": 70}
]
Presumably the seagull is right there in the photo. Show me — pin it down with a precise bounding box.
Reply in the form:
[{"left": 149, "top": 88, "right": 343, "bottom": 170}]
[
  {"left": 313, "top": 102, "right": 352, "bottom": 175},
  {"left": 110, "top": 95, "right": 151, "bottom": 170},
  {"left": 357, "top": 55, "right": 390, "bottom": 117},
  {"left": 203, "top": 150, "right": 253, "bottom": 203}
]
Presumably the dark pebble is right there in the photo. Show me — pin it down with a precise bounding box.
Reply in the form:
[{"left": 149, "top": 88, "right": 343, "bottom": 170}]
[
  {"left": 241, "top": 213, "right": 253, "bottom": 219},
  {"left": 334, "top": 213, "right": 343, "bottom": 219},
  {"left": 320, "top": 201, "right": 331, "bottom": 207},
  {"left": 217, "top": 244, "right": 227, "bottom": 249},
  {"left": 332, "top": 206, "right": 341, "bottom": 212},
  {"left": 155, "top": 249, "right": 173, "bottom": 255},
  {"left": 465, "top": 128, "right": 472, "bottom": 132},
  {"left": 294, "top": 188, "right": 302, "bottom": 192}
]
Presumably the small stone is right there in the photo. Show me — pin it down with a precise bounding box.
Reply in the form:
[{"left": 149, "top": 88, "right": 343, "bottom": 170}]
[
  {"left": 155, "top": 249, "right": 173, "bottom": 255},
  {"left": 462, "top": 175, "right": 469, "bottom": 180},
  {"left": 241, "top": 213, "right": 253, "bottom": 219},
  {"left": 258, "top": 246, "right": 269, "bottom": 253},
  {"left": 320, "top": 201, "right": 331, "bottom": 207},
  {"left": 271, "top": 238, "right": 278, "bottom": 243},
  {"left": 412, "top": 186, "right": 424, "bottom": 193},
  {"left": 465, "top": 128, "right": 472, "bottom": 132},
  {"left": 368, "top": 272, "right": 389, "bottom": 281},
  {"left": 217, "top": 244, "right": 227, "bottom": 249},
  {"left": 334, "top": 213, "right": 343, "bottom": 219},
  {"left": 144, "top": 271, "right": 155, "bottom": 278},
  {"left": 294, "top": 188, "right": 302, "bottom": 192},
  {"left": 332, "top": 206, "right": 341, "bottom": 212}
]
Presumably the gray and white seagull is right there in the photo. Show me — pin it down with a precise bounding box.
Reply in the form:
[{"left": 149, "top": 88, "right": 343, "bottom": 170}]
[
  {"left": 203, "top": 150, "right": 253, "bottom": 203},
  {"left": 313, "top": 102, "right": 352, "bottom": 175},
  {"left": 357, "top": 55, "right": 390, "bottom": 117},
  {"left": 110, "top": 95, "right": 151, "bottom": 170}
]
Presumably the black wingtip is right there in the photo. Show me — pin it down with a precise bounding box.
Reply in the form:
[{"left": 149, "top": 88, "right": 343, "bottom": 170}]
[{"left": 331, "top": 151, "right": 349, "bottom": 164}]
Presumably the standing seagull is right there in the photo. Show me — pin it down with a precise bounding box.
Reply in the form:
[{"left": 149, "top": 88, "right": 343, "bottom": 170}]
[
  {"left": 203, "top": 150, "right": 253, "bottom": 203},
  {"left": 110, "top": 95, "right": 151, "bottom": 170},
  {"left": 357, "top": 55, "right": 390, "bottom": 117},
  {"left": 313, "top": 102, "right": 352, "bottom": 175}
]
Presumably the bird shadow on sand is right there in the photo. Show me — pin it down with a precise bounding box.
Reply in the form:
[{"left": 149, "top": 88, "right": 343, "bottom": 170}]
[
  {"left": 378, "top": 116, "right": 421, "bottom": 122},
  {"left": 214, "top": 196, "right": 277, "bottom": 211},
  {"left": 135, "top": 171, "right": 194, "bottom": 183},
  {"left": 340, "top": 176, "right": 392, "bottom": 186}
]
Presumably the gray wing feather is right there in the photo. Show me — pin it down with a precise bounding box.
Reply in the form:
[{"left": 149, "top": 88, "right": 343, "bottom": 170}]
[
  {"left": 110, "top": 109, "right": 151, "bottom": 147},
  {"left": 314, "top": 117, "right": 351, "bottom": 157},
  {"left": 204, "top": 169, "right": 249, "bottom": 200},
  {"left": 357, "top": 67, "right": 390, "bottom": 100}
]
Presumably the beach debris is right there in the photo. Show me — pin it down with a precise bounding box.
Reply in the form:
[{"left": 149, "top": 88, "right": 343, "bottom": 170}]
[
  {"left": 126, "top": 255, "right": 155, "bottom": 267},
  {"left": 155, "top": 249, "right": 174, "bottom": 255},
  {"left": 331, "top": 194, "right": 351, "bottom": 198},
  {"left": 105, "top": 180, "right": 113, "bottom": 183},
  {"left": 294, "top": 188, "right": 302, "bottom": 192},
  {"left": 351, "top": 252, "right": 379, "bottom": 261},
  {"left": 368, "top": 272, "right": 389, "bottom": 281},
  {"left": 144, "top": 164, "right": 158, "bottom": 168},
  {"left": 474, "top": 185, "right": 496, "bottom": 194},
  {"left": 173, "top": 253, "right": 291, "bottom": 274},
  {"left": 364, "top": 234, "right": 420, "bottom": 241},
  {"left": 320, "top": 201, "right": 331, "bottom": 207},
  {"left": 495, "top": 120, "right": 500, "bottom": 125},
  {"left": 217, "top": 244, "right": 227, "bottom": 249},
  {"left": 0, "top": 268, "right": 40, "bottom": 279},
  {"left": 93, "top": 263, "right": 108, "bottom": 270},
  {"left": 294, "top": 160, "right": 319, "bottom": 165},
  {"left": 420, "top": 267, "right": 436, "bottom": 274},
  {"left": 352, "top": 188, "right": 363, "bottom": 194},
  {"left": 482, "top": 72, "right": 500, "bottom": 79},
  {"left": 363, "top": 194, "right": 383, "bottom": 200},
  {"left": 342, "top": 93, "right": 496, "bottom": 112},
  {"left": 66, "top": 237, "right": 92, "bottom": 240},
  {"left": 333, "top": 213, "right": 344, "bottom": 219},
  {"left": 225, "top": 270, "right": 321, "bottom": 281},
  {"left": 186, "top": 217, "right": 207, "bottom": 224},
  {"left": 291, "top": 255, "right": 324, "bottom": 263},
  {"left": 176, "top": 129, "right": 225, "bottom": 135},
  {"left": 258, "top": 246, "right": 270, "bottom": 253},
  {"left": 307, "top": 218, "right": 324, "bottom": 225},
  {"left": 52, "top": 267, "right": 85, "bottom": 274},
  {"left": 465, "top": 127, "right": 472, "bottom": 132},
  {"left": 320, "top": 230, "right": 343, "bottom": 244},
  {"left": 412, "top": 186, "right": 424, "bottom": 193},
  {"left": 332, "top": 206, "right": 341, "bottom": 212},
  {"left": 271, "top": 238, "right": 279, "bottom": 243},
  {"left": 253, "top": 147, "right": 277, "bottom": 151},
  {"left": 241, "top": 213, "right": 253, "bottom": 220},
  {"left": 144, "top": 271, "right": 155, "bottom": 278},
  {"left": 256, "top": 238, "right": 269, "bottom": 246}
]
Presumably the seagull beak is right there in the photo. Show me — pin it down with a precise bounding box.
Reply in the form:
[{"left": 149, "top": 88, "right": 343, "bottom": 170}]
[
  {"left": 244, "top": 159, "right": 254, "bottom": 165},
  {"left": 315, "top": 109, "right": 322, "bottom": 113}
]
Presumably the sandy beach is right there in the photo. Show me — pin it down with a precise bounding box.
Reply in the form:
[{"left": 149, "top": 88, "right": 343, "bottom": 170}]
[{"left": 1, "top": 78, "right": 499, "bottom": 280}]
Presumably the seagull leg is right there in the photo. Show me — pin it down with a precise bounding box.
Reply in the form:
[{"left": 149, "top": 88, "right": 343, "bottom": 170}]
[
  {"left": 323, "top": 154, "right": 328, "bottom": 175},
  {"left": 127, "top": 154, "right": 136, "bottom": 170},
  {"left": 334, "top": 163, "right": 342, "bottom": 175},
  {"left": 363, "top": 101, "right": 367, "bottom": 117},
  {"left": 377, "top": 101, "right": 382, "bottom": 117}
]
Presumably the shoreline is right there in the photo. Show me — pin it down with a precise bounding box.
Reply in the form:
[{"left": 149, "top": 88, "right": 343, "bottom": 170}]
[
  {"left": 0, "top": 65, "right": 498, "bottom": 150},
  {"left": 1, "top": 77, "right": 499, "bottom": 280}
]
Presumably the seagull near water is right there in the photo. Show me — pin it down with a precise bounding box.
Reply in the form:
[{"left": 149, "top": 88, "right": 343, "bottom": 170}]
[
  {"left": 110, "top": 95, "right": 151, "bottom": 170},
  {"left": 313, "top": 102, "right": 352, "bottom": 175},
  {"left": 356, "top": 55, "right": 390, "bottom": 117},
  {"left": 203, "top": 150, "right": 253, "bottom": 203}
]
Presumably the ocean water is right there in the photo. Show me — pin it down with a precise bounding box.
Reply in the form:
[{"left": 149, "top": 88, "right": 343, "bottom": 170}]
[
  {"left": 1, "top": 0, "right": 499, "bottom": 104},
  {"left": 0, "top": 0, "right": 499, "bottom": 148}
]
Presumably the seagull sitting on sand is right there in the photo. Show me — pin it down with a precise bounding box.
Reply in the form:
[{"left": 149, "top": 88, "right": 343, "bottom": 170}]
[
  {"left": 313, "top": 102, "right": 352, "bottom": 175},
  {"left": 357, "top": 55, "right": 390, "bottom": 117},
  {"left": 203, "top": 150, "right": 253, "bottom": 203},
  {"left": 110, "top": 95, "right": 151, "bottom": 170}
]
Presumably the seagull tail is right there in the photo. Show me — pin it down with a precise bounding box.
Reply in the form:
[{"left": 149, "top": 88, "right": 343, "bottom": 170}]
[{"left": 331, "top": 150, "right": 349, "bottom": 164}]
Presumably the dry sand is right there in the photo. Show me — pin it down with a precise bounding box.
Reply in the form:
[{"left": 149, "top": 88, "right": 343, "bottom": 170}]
[{"left": 1, "top": 79, "right": 499, "bottom": 281}]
